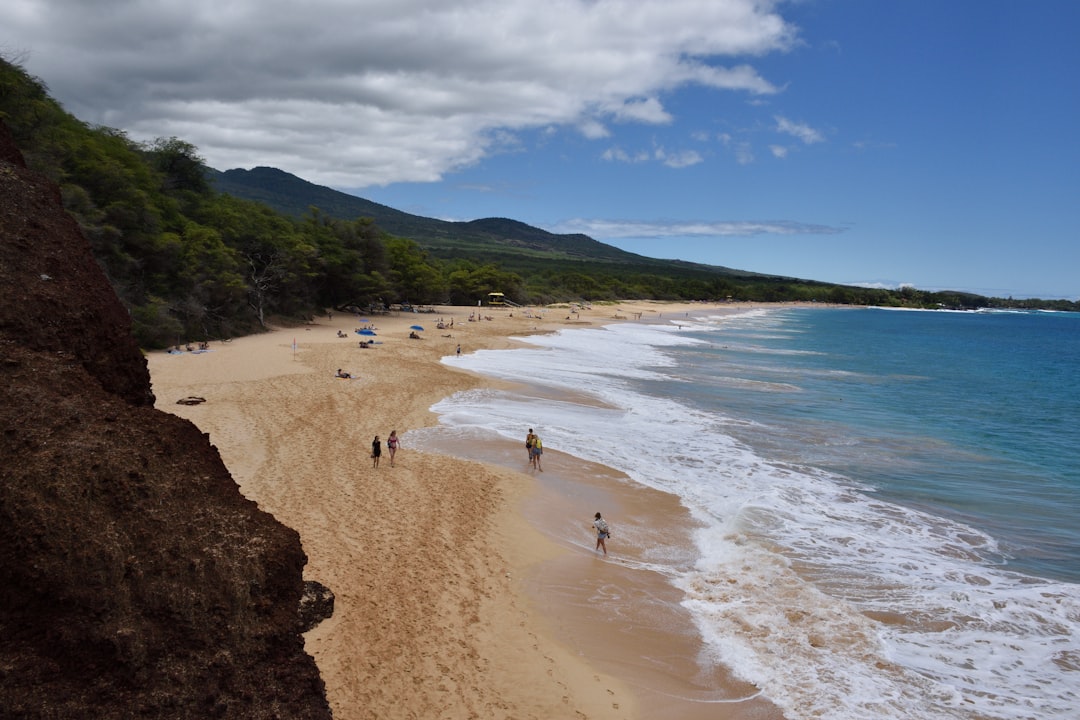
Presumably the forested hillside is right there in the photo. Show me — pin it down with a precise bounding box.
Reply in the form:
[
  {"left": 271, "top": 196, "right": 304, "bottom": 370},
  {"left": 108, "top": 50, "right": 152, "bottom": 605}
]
[
  {"left": 2, "top": 57, "right": 1073, "bottom": 349},
  {"left": 214, "top": 166, "right": 675, "bottom": 262}
]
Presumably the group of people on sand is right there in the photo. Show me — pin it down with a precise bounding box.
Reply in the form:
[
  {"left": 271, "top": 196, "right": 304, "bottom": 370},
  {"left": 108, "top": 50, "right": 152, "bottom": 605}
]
[
  {"left": 524, "top": 428, "right": 544, "bottom": 471},
  {"left": 370, "top": 430, "right": 400, "bottom": 468},
  {"left": 327, "top": 383, "right": 401, "bottom": 467}
]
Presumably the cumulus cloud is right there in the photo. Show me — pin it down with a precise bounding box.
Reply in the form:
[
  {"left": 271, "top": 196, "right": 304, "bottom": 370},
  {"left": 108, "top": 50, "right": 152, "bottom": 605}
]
[
  {"left": 578, "top": 119, "right": 611, "bottom": 139},
  {"left": 5, "top": 0, "right": 797, "bottom": 187},
  {"left": 551, "top": 219, "right": 847, "bottom": 238},
  {"left": 611, "top": 97, "right": 673, "bottom": 125}
]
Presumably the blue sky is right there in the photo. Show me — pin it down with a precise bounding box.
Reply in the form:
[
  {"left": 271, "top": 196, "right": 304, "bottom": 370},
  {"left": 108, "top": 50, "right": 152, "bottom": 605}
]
[{"left": 6, "top": 1, "right": 1078, "bottom": 298}]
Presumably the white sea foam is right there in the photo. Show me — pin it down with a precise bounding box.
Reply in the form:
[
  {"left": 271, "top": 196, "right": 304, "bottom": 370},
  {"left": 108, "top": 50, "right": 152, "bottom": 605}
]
[{"left": 423, "top": 311, "right": 1080, "bottom": 720}]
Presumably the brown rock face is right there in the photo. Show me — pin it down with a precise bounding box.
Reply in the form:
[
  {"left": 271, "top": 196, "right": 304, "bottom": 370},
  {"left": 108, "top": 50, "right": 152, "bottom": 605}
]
[{"left": 0, "top": 121, "right": 331, "bottom": 718}]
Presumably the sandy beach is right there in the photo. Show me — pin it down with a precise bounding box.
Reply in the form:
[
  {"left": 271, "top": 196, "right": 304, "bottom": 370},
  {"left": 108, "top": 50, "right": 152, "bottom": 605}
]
[{"left": 148, "top": 302, "right": 788, "bottom": 720}]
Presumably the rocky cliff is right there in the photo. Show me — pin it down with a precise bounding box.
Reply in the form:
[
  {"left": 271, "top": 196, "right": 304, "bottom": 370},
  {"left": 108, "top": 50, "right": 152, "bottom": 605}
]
[{"left": 0, "top": 121, "right": 331, "bottom": 718}]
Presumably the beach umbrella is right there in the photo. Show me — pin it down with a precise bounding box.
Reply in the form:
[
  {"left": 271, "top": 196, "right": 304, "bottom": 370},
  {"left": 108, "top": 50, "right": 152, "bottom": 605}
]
[
  {"left": 358, "top": 328, "right": 376, "bottom": 336},
  {"left": 410, "top": 325, "right": 424, "bottom": 331}
]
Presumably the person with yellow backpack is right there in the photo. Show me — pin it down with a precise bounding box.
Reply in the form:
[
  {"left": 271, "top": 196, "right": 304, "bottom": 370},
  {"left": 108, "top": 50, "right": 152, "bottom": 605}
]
[{"left": 529, "top": 432, "right": 543, "bottom": 471}]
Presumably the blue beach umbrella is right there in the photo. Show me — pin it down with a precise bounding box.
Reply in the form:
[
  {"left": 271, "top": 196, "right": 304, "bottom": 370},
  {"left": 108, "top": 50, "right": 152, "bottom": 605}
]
[
  {"left": 410, "top": 325, "right": 424, "bottom": 331},
  {"left": 358, "top": 328, "right": 376, "bottom": 336}
]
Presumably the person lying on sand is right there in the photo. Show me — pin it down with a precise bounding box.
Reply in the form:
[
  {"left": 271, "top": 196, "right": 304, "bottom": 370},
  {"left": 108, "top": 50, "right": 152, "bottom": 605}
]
[{"left": 335, "top": 369, "right": 353, "bottom": 379}]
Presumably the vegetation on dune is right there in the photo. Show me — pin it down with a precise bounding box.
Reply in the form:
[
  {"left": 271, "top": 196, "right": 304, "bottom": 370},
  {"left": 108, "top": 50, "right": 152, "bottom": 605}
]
[{"left": 2, "top": 57, "right": 1075, "bottom": 349}]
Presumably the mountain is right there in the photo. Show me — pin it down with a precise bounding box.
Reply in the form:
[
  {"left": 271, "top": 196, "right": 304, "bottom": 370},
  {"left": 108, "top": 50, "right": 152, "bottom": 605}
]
[{"left": 210, "top": 166, "right": 762, "bottom": 276}]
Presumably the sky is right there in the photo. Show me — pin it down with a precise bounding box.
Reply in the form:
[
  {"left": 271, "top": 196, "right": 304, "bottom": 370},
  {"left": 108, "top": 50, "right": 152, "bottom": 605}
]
[{"left": 4, "top": 1, "right": 1078, "bottom": 299}]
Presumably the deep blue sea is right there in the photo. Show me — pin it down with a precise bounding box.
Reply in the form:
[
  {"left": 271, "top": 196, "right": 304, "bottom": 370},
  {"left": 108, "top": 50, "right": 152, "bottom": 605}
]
[{"left": 420, "top": 306, "right": 1080, "bottom": 720}]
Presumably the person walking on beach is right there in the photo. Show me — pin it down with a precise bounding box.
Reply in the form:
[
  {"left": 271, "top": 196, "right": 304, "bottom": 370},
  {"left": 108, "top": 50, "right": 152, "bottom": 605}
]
[
  {"left": 530, "top": 432, "right": 543, "bottom": 472},
  {"left": 525, "top": 428, "right": 536, "bottom": 465},
  {"left": 371, "top": 435, "right": 382, "bottom": 468},
  {"left": 387, "top": 430, "right": 399, "bottom": 467},
  {"left": 593, "top": 512, "right": 610, "bottom": 556}
]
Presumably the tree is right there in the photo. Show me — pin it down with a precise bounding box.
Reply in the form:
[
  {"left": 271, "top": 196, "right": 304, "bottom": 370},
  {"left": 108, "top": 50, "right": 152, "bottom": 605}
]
[
  {"left": 144, "top": 137, "right": 211, "bottom": 198},
  {"left": 386, "top": 237, "right": 448, "bottom": 304}
]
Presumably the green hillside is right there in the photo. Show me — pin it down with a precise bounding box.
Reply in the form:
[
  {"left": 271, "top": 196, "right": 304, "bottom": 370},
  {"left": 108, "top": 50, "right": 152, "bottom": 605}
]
[
  {"left": 209, "top": 166, "right": 814, "bottom": 302},
  {"left": 212, "top": 167, "right": 735, "bottom": 268}
]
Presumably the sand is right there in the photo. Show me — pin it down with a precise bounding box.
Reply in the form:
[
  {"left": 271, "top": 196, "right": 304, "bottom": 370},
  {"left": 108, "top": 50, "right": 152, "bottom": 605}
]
[{"left": 147, "top": 302, "right": 789, "bottom": 720}]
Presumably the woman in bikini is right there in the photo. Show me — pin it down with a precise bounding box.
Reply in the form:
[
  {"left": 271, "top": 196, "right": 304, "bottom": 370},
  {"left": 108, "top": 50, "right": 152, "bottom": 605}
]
[{"left": 387, "top": 430, "right": 399, "bottom": 467}]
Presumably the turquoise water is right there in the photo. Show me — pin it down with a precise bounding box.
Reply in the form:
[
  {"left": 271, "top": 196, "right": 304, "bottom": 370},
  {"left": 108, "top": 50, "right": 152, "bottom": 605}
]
[
  {"left": 672, "top": 307, "right": 1080, "bottom": 584},
  {"left": 423, "top": 306, "right": 1080, "bottom": 719}
]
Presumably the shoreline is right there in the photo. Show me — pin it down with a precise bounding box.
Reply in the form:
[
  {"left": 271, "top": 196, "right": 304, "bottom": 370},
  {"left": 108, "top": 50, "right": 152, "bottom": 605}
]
[{"left": 147, "top": 301, "right": 796, "bottom": 719}]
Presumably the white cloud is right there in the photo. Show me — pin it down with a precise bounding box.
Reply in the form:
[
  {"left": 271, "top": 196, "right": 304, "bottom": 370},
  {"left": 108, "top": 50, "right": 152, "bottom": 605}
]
[
  {"left": 602, "top": 147, "right": 630, "bottom": 162},
  {"left": 551, "top": 219, "right": 846, "bottom": 238},
  {"left": 5, "top": 0, "right": 797, "bottom": 187},
  {"left": 601, "top": 146, "right": 650, "bottom": 163},
  {"left": 656, "top": 148, "right": 703, "bottom": 168},
  {"left": 775, "top": 115, "right": 824, "bottom": 144},
  {"left": 601, "top": 143, "right": 702, "bottom": 167},
  {"left": 769, "top": 144, "right": 789, "bottom": 158},
  {"left": 578, "top": 119, "right": 611, "bottom": 139},
  {"left": 611, "top": 97, "right": 672, "bottom": 125}
]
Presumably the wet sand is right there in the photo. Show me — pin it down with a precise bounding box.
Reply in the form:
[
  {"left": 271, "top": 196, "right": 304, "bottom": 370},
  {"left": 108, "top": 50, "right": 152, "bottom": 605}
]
[{"left": 147, "top": 302, "right": 789, "bottom": 719}]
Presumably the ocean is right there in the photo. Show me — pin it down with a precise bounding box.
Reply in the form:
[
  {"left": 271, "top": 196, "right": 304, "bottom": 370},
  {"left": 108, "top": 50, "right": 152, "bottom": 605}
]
[{"left": 414, "top": 306, "right": 1080, "bottom": 720}]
